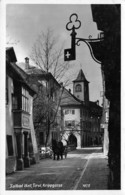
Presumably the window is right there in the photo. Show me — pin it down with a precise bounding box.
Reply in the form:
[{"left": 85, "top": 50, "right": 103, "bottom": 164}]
[
  {"left": 12, "top": 81, "right": 20, "bottom": 110},
  {"left": 65, "top": 109, "right": 75, "bottom": 115},
  {"left": 65, "top": 120, "right": 75, "bottom": 127},
  {"left": 75, "top": 84, "right": 82, "bottom": 92},
  {"left": 52, "top": 132, "right": 58, "bottom": 140},
  {"left": 12, "top": 95, "right": 18, "bottom": 109},
  {"left": 22, "top": 87, "right": 29, "bottom": 112},
  {"left": 72, "top": 110, "right": 75, "bottom": 114},
  {"left": 6, "top": 135, "right": 14, "bottom": 156},
  {"left": 106, "top": 111, "right": 109, "bottom": 123},
  {"left": 65, "top": 110, "right": 69, "bottom": 115}
]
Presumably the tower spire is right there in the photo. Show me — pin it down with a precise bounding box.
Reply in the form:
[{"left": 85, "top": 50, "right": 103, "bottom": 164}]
[{"left": 73, "top": 68, "right": 89, "bottom": 102}]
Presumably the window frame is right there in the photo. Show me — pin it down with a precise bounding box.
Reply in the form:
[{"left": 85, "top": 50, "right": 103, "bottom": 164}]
[
  {"left": 72, "top": 110, "right": 75, "bottom": 114},
  {"left": 22, "top": 87, "right": 29, "bottom": 112},
  {"left": 12, "top": 94, "right": 18, "bottom": 110},
  {"left": 65, "top": 109, "right": 75, "bottom": 115},
  {"left": 75, "top": 84, "right": 82, "bottom": 92}
]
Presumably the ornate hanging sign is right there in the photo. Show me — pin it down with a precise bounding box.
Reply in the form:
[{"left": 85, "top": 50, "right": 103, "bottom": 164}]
[{"left": 64, "top": 13, "right": 104, "bottom": 64}]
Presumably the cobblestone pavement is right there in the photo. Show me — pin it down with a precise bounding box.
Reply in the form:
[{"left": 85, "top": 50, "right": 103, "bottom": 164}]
[{"left": 6, "top": 147, "right": 109, "bottom": 190}]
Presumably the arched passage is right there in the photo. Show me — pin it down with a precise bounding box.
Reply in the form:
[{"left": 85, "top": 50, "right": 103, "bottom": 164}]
[{"left": 68, "top": 133, "right": 77, "bottom": 147}]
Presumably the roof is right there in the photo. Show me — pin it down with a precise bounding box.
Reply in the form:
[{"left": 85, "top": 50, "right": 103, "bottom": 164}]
[
  {"left": 60, "top": 87, "right": 102, "bottom": 112},
  {"left": 6, "top": 47, "right": 17, "bottom": 62},
  {"left": 17, "top": 62, "right": 46, "bottom": 75},
  {"left": 26, "top": 67, "right": 45, "bottom": 75},
  {"left": 73, "top": 69, "right": 89, "bottom": 83},
  {"left": 17, "top": 62, "right": 61, "bottom": 87},
  {"left": 89, "top": 101, "right": 102, "bottom": 116},
  {"left": 60, "top": 87, "right": 83, "bottom": 107},
  {"left": 6, "top": 47, "right": 36, "bottom": 95},
  {"left": 89, "top": 101, "right": 102, "bottom": 109}
]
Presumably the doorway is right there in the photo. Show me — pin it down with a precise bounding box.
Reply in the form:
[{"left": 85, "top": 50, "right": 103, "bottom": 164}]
[{"left": 68, "top": 133, "right": 77, "bottom": 147}]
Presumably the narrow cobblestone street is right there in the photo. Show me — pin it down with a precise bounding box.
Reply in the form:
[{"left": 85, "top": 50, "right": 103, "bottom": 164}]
[{"left": 6, "top": 147, "right": 109, "bottom": 190}]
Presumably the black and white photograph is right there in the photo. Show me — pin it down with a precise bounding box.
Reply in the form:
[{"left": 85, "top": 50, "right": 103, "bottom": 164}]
[{"left": 0, "top": 0, "right": 124, "bottom": 194}]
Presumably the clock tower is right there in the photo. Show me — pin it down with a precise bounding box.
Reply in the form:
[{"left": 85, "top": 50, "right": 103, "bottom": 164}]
[{"left": 73, "top": 69, "right": 89, "bottom": 103}]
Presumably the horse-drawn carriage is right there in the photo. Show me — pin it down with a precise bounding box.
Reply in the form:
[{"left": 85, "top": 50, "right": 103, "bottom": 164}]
[
  {"left": 39, "top": 140, "right": 68, "bottom": 160},
  {"left": 51, "top": 139, "right": 68, "bottom": 160}
]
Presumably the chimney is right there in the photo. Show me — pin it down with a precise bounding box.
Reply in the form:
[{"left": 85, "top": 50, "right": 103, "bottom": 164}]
[{"left": 25, "top": 57, "right": 29, "bottom": 69}]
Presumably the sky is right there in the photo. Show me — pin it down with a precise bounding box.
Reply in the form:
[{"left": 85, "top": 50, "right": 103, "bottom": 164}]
[{"left": 6, "top": 4, "right": 103, "bottom": 105}]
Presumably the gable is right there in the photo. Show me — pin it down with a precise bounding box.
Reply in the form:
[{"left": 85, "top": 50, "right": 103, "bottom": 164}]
[
  {"left": 6, "top": 47, "right": 17, "bottom": 63},
  {"left": 61, "top": 88, "right": 82, "bottom": 106}
]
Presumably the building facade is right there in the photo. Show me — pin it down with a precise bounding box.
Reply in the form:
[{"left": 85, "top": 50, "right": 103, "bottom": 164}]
[
  {"left": 18, "top": 58, "right": 62, "bottom": 148},
  {"left": 6, "top": 48, "right": 39, "bottom": 174},
  {"left": 60, "top": 69, "right": 102, "bottom": 148},
  {"left": 91, "top": 5, "right": 121, "bottom": 188}
]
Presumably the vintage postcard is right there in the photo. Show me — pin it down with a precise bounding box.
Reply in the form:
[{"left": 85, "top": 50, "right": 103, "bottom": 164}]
[{"left": 0, "top": 0, "right": 124, "bottom": 195}]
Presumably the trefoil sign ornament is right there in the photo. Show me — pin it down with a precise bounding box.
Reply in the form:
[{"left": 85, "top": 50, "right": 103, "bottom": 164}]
[
  {"left": 64, "top": 14, "right": 81, "bottom": 61},
  {"left": 64, "top": 13, "right": 104, "bottom": 64}
]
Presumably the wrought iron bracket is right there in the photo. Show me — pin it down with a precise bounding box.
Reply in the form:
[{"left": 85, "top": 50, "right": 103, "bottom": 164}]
[
  {"left": 64, "top": 13, "right": 104, "bottom": 64},
  {"left": 75, "top": 37, "right": 104, "bottom": 64}
]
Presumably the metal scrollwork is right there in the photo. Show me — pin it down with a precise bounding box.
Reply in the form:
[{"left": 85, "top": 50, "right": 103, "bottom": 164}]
[
  {"left": 76, "top": 39, "right": 82, "bottom": 46},
  {"left": 65, "top": 13, "right": 104, "bottom": 64},
  {"left": 66, "top": 13, "right": 81, "bottom": 31}
]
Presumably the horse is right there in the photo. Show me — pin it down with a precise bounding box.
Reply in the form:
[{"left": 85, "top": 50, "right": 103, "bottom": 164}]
[
  {"left": 57, "top": 140, "right": 64, "bottom": 160},
  {"left": 52, "top": 139, "right": 64, "bottom": 160}
]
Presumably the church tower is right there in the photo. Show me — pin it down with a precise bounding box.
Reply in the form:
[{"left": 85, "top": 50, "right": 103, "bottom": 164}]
[{"left": 73, "top": 69, "right": 89, "bottom": 102}]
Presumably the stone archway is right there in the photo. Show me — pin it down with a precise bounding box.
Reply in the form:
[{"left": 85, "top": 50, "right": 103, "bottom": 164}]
[{"left": 68, "top": 133, "right": 77, "bottom": 147}]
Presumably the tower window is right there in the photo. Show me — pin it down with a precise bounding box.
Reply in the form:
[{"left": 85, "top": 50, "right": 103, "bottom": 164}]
[{"left": 75, "top": 84, "right": 82, "bottom": 92}]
